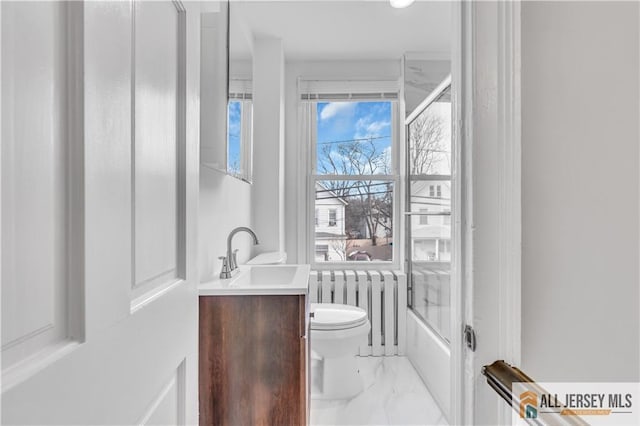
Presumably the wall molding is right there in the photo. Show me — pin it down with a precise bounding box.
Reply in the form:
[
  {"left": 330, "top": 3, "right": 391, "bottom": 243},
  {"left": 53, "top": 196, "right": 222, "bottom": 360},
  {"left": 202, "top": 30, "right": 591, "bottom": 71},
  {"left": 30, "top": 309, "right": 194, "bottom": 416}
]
[
  {"left": 453, "top": 1, "right": 522, "bottom": 424},
  {"left": 496, "top": 1, "right": 522, "bottom": 422},
  {"left": 449, "top": 0, "right": 470, "bottom": 424},
  {"left": 496, "top": 0, "right": 522, "bottom": 370}
]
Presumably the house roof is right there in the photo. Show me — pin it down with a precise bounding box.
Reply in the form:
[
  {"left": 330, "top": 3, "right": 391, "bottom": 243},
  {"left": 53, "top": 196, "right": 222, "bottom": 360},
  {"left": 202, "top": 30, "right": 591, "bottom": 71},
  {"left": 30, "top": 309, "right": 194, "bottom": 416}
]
[{"left": 315, "top": 182, "right": 348, "bottom": 206}]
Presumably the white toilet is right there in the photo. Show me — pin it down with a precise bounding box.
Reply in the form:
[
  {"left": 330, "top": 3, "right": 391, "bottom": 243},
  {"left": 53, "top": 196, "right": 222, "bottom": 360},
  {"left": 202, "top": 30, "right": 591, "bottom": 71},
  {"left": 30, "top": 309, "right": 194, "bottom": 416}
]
[{"left": 310, "top": 303, "right": 371, "bottom": 400}]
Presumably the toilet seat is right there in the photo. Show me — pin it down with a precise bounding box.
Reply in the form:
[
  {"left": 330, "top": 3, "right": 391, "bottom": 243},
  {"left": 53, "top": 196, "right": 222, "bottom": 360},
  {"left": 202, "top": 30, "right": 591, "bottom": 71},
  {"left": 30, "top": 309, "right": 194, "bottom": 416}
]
[{"left": 310, "top": 303, "right": 368, "bottom": 331}]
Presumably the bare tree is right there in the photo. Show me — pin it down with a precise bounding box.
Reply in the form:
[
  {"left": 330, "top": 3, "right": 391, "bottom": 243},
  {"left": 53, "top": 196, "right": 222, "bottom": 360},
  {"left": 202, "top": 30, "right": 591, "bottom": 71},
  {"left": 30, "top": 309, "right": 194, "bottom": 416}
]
[
  {"left": 328, "top": 238, "right": 357, "bottom": 261},
  {"left": 318, "top": 137, "right": 392, "bottom": 246},
  {"left": 408, "top": 111, "right": 446, "bottom": 175}
]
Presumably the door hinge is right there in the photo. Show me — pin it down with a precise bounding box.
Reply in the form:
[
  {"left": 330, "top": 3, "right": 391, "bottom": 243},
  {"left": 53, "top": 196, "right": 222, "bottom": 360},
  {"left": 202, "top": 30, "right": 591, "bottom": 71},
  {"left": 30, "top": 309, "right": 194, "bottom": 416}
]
[{"left": 464, "top": 325, "right": 476, "bottom": 352}]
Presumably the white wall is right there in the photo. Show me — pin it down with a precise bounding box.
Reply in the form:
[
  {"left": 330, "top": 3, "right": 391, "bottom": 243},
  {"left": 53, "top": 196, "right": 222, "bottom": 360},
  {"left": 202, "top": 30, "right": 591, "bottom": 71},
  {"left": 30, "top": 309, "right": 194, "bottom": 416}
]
[
  {"left": 198, "top": 6, "right": 256, "bottom": 283},
  {"left": 284, "top": 60, "right": 401, "bottom": 264},
  {"left": 252, "top": 38, "right": 286, "bottom": 254},
  {"left": 199, "top": 169, "right": 253, "bottom": 282},
  {"left": 521, "top": 1, "right": 639, "bottom": 382}
]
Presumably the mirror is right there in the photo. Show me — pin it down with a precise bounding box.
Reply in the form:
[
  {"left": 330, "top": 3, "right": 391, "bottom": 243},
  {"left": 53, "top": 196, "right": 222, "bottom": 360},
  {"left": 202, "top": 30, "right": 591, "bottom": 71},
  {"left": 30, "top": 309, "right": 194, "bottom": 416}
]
[
  {"left": 200, "top": 1, "right": 229, "bottom": 173},
  {"left": 403, "top": 53, "right": 450, "bottom": 118},
  {"left": 227, "top": 2, "right": 254, "bottom": 182}
]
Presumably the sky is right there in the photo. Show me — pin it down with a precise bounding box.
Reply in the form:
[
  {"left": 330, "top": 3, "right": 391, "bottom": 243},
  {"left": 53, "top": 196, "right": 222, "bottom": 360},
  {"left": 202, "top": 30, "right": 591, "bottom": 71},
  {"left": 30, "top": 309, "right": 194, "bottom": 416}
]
[
  {"left": 227, "top": 101, "right": 242, "bottom": 174},
  {"left": 316, "top": 101, "right": 392, "bottom": 174}
]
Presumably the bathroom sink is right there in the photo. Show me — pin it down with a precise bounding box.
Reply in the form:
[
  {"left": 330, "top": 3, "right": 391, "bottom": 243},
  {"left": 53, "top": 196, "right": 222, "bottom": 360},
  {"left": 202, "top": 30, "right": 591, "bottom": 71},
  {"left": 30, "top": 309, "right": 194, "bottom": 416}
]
[
  {"left": 246, "top": 251, "right": 288, "bottom": 265},
  {"left": 198, "top": 264, "right": 310, "bottom": 296},
  {"left": 230, "top": 265, "right": 299, "bottom": 287}
]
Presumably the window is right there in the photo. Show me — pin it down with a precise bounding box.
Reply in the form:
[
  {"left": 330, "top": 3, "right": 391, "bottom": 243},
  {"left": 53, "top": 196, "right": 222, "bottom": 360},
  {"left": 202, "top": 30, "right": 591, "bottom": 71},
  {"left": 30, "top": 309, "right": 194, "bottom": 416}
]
[
  {"left": 328, "top": 209, "right": 337, "bottom": 226},
  {"left": 429, "top": 185, "right": 435, "bottom": 197},
  {"left": 227, "top": 80, "right": 253, "bottom": 181},
  {"left": 436, "top": 185, "right": 442, "bottom": 198},
  {"left": 227, "top": 100, "right": 253, "bottom": 180},
  {"left": 301, "top": 83, "right": 398, "bottom": 264},
  {"left": 419, "top": 208, "right": 429, "bottom": 225}
]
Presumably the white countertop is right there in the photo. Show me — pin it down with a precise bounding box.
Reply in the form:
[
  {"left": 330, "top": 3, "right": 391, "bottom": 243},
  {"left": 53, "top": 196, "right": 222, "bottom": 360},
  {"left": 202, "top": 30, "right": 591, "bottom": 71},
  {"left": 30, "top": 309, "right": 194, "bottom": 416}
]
[{"left": 199, "top": 264, "right": 310, "bottom": 296}]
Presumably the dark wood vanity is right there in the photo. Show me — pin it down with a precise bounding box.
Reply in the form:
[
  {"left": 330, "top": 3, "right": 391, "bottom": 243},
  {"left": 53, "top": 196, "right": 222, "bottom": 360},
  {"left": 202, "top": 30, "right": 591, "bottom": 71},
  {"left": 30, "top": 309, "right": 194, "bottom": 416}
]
[{"left": 199, "top": 294, "right": 309, "bottom": 426}]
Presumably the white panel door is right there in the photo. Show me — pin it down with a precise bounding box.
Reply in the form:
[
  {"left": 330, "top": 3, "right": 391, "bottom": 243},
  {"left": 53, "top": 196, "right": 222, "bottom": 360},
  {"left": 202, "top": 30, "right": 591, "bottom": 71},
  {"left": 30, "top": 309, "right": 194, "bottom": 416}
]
[
  {"left": 1, "top": 1, "right": 201, "bottom": 424},
  {"left": 1, "top": 0, "right": 72, "bottom": 372}
]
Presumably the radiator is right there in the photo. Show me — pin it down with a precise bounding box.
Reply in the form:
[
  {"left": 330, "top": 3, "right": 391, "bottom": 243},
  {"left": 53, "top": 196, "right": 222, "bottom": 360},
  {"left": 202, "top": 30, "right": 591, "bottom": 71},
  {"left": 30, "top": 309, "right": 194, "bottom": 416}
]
[{"left": 308, "top": 270, "right": 407, "bottom": 356}]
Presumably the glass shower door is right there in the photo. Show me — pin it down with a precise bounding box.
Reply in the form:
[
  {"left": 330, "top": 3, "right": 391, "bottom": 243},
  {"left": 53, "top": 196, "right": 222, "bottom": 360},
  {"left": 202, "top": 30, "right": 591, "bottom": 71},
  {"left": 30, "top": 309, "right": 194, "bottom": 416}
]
[{"left": 405, "top": 82, "right": 453, "bottom": 342}]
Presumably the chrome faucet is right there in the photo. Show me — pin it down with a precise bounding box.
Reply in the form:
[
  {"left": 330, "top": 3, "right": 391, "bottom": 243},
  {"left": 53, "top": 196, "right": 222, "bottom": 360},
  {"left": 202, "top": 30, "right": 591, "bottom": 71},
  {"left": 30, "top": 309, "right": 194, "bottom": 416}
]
[{"left": 219, "top": 226, "right": 259, "bottom": 279}]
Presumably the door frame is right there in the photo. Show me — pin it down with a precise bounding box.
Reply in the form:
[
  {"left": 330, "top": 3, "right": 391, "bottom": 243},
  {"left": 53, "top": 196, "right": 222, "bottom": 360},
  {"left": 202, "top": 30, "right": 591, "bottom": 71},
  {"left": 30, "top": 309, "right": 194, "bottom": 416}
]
[{"left": 450, "top": 0, "right": 522, "bottom": 424}]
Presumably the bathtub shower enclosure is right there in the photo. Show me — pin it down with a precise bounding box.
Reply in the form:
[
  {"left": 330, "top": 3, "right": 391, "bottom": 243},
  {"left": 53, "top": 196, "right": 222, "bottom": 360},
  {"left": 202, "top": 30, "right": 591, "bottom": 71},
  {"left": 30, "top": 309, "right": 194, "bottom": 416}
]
[
  {"left": 306, "top": 77, "right": 455, "bottom": 418},
  {"left": 405, "top": 76, "right": 454, "bottom": 416}
]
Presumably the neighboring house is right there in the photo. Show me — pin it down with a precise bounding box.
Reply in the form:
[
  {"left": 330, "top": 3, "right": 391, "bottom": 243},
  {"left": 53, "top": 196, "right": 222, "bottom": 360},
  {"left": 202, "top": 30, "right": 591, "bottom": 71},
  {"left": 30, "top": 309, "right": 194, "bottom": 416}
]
[
  {"left": 314, "top": 182, "right": 348, "bottom": 261},
  {"left": 410, "top": 180, "right": 451, "bottom": 262},
  {"left": 348, "top": 207, "right": 392, "bottom": 241}
]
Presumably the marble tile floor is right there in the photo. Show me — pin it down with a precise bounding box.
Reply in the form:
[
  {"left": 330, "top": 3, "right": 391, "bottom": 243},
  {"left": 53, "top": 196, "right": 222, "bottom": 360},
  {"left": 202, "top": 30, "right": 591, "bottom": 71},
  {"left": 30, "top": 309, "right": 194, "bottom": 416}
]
[{"left": 310, "top": 356, "right": 448, "bottom": 426}]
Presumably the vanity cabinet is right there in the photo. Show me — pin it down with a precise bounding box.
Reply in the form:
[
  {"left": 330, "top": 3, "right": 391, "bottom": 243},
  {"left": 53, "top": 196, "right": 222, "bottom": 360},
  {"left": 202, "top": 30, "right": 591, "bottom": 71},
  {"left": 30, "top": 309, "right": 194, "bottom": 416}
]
[{"left": 199, "top": 294, "right": 309, "bottom": 426}]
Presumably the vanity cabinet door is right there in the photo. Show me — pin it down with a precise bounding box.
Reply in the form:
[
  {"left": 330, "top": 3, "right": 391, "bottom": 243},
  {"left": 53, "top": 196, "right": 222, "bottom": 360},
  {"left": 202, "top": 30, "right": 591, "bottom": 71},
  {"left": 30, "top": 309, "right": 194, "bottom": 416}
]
[
  {"left": 299, "top": 295, "right": 310, "bottom": 425},
  {"left": 199, "top": 295, "right": 307, "bottom": 426}
]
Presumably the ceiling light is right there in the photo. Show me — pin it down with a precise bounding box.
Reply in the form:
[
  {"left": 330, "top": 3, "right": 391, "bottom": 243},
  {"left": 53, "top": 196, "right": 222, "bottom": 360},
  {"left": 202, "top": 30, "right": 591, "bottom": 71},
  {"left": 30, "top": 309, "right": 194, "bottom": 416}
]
[{"left": 390, "top": 0, "right": 415, "bottom": 9}]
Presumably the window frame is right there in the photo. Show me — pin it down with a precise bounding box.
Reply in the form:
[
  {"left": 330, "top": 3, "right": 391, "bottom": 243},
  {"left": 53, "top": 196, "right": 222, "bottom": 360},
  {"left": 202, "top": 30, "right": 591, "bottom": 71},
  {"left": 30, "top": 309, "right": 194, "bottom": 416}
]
[
  {"left": 227, "top": 79, "right": 253, "bottom": 183},
  {"left": 327, "top": 208, "right": 337, "bottom": 227},
  {"left": 305, "top": 97, "right": 401, "bottom": 270},
  {"left": 419, "top": 208, "right": 430, "bottom": 225}
]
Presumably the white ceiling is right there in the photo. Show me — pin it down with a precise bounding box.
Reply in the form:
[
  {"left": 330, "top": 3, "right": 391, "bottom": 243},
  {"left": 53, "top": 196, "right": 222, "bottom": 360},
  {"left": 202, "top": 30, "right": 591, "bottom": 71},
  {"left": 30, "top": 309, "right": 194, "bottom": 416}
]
[{"left": 230, "top": 0, "right": 452, "bottom": 61}]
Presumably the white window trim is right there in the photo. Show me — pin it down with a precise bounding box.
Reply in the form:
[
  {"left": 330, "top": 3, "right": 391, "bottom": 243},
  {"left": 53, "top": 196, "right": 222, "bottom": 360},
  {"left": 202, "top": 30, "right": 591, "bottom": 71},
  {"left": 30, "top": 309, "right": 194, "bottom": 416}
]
[
  {"left": 298, "top": 80, "right": 402, "bottom": 270},
  {"left": 327, "top": 208, "right": 337, "bottom": 227}
]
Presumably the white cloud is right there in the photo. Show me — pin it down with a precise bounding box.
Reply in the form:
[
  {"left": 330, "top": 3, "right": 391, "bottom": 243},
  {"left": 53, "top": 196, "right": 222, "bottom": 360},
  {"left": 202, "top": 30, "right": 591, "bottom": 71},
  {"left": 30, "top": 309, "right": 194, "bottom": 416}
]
[
  {"left": 228, "top": 120, "right": 240, "bottom": 136},
  {"left": 355, "top": 116, "right": 390, "bottom": 139},
  {"left": 366, "top": 120, "right": 390, "bottom": 135},
  {"left": 320, "top": 102, "right": 356, "bottom": 121}
]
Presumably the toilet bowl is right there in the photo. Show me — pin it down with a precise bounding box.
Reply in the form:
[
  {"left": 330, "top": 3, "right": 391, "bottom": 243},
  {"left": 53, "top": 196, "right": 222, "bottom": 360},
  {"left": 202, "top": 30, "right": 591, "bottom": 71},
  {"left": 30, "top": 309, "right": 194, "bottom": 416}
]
[{"left": 310, "top": 303, "right": 370, "bottom": 400}]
